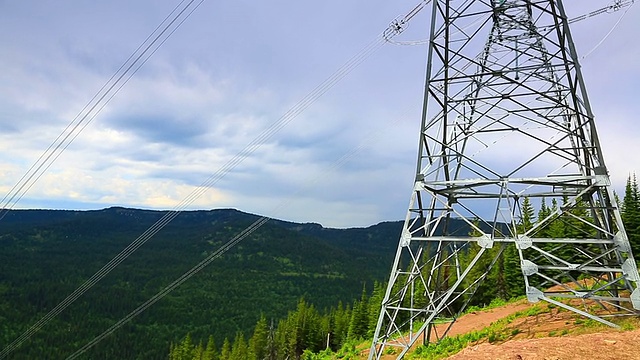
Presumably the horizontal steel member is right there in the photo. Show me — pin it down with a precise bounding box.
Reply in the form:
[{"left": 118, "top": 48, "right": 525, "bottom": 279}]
[{"left": 409, "top": 236, "right": 616, "bottom": 245}]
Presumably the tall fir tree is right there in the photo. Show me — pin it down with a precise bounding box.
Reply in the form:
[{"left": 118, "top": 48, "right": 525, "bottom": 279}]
[
  {"left": 203, "top": 335, "right": 217, "bottom": 360},
  {"left": 249, "top": 314, "right": 269, "bottom": 360},
  {"left": 622, "top": 174, "right": 640, "bottom": 256},
  {"left": 366, "top": 282, "right": 385, "bottom": 338},
  {"left": 347, "top": 286, "right": 369, "bottom": 340},
  {"left": 219, "top": 338, "right": 231, "bottom": 360},
  {"left": 230, "top": 332, "right": 248, "bottom": 360}
]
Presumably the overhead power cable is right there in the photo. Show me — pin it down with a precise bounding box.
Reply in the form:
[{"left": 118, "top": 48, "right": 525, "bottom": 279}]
[
  {"left": 385, "top": 0, "right": 636, "bottom": 46},
  {"left": 567, "top": 0, "right": 635, "bottom": 25},
  {"left": 581, "top": 1, "right": 635, "bottom": 59},
  {"left": 65, "top": 102, "right": 414, "bottom": 360},
  {"left": 1, "top": 0, "right": 432, "bottom": 356},
  {"left": 0, "top": 0, "right": 206, "bottom": 222}
]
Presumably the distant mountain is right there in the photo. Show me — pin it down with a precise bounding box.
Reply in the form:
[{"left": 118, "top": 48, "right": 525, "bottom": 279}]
[{"left": 0, "top": 207, "right": 404, "bottom": 359}]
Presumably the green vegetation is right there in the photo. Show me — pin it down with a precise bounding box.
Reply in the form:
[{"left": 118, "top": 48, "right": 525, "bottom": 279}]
[
  {"left": 404, "top": 305, "right": 543, "bottom": 360},
  {"left": 168, "top": 282, "right": 386, "bottom": 360},
  {"left": 0, "top": 208, "right": 399, "bottom": 359}
]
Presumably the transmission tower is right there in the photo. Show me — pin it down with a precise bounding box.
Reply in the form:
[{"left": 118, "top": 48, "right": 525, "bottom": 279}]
[{"left": 369, "top": 1, "right": 640, "bottom": 358}]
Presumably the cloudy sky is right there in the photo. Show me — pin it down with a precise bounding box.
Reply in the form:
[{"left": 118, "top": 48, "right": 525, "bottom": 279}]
[{"left": 0, "top": 1, "right": 638, "bottom": 228}]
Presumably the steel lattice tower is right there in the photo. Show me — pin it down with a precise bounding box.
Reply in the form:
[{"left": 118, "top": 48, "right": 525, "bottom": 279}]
[{"left": 369, "top": 1, "right": 640, "bottom": 358}]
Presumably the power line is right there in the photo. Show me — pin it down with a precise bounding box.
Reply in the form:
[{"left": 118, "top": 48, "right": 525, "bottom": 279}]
[
  {"left": 65, "top": 98, "right": 414, "bottom": 360},
  {"left": 0, "top": 23, "right": 387, "bottom": 360},
  {"left": 2, "top": 1, "right": 427, "bottom": 357},
  {"left": 580, "top": 1, "right": 635, "bottom": 59},
  {"left": 0, "top": 0, "right": 206, "bottom": 222},
  {"left": 385, "top": 1, "right": 636, "bottom": 46},
  {"left": 0, "top": 0, "right": 208, "bottom": 357}
]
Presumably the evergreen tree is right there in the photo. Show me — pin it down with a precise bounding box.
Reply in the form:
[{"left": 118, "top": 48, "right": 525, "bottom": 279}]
[
  {"left": 169, "top": 334, "right": 198, "bottom": 360},
  {"left": 249, "top": 314, "right": 269, "bottom": 360},
  {"left": 366, "top": 282, "right": 385, "bottom": 338},
  {"left": 193, "top": 341, "right": 205, "bottom": 360},
  {"left": 230, "top": 332, "right": 248, "bottom": 360},
  {"left": 330, "top": 302, "right": 351, "bottom": 350},
  {"left": 463, "top": 244, "right": 503, "bottom": 306},
  {"left": 274, "top": 318, "right": 289, "bottom": 360},
  {"left": 546, "top": 199, "right": 565, "bottom": 238},
  {"left": 537, "top": 197, "right": 551, "bottom": 237},
  {"left": 203, "top": 335, "right": 217, "bottom": 360},
  {"left": 281, "top": 298, "right": 324, "bottom": 359},
  {"left": 219, "top": 338, "right": 231, "bottom": 360},
  {"left": 565, "top": 197, "right": 594, "bottom": 239},
  {"left": 622, "top": 174, "right": 640, "bottom": 255},
  {"left": 347, "top": 286, "right": 369, "bottom": 340},
  {"left": 460, "top": 218, "right": 506, "bottom": 306},
  {"left": 518, "top": 196, "right": 535, "bottom": 234}
]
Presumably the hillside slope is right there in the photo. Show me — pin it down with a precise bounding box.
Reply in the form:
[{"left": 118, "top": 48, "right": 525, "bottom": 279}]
[
  {"left": 401, "top": 300, "right": 638, "bottom": 360},
  {"left": 0, "top": 207, "right": 401, "bottom": 359}
]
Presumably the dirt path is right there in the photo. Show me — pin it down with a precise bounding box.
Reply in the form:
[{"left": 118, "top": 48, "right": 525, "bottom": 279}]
[
  {"left": 433, "top": 301, "right": 531, "bottom": 337},
  {"left": 371, "top": 301, "right": 532, "bottom": 360},
  {"left": 446, "top": 329, "right": 640, "bottom": 360},
  {"left": 363, "top": 300, "right": 640, "bottom": 360}
]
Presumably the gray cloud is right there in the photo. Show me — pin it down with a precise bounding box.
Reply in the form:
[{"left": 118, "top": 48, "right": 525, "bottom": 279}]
[{"left": 0, "top": 1, "right": 638, "bottom": 227}]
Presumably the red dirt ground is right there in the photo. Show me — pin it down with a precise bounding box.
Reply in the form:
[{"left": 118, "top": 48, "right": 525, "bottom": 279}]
[
  {"left": 358, "top": 299, "right": 640, "bottom": 360},
  {"left": 446, "top": 329, "right": 640, "bottom": 360}
]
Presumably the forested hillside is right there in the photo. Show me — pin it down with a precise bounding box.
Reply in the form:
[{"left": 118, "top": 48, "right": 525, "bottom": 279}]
[{"left": 0, "top": 207, "right": 402, "bottom": 359}]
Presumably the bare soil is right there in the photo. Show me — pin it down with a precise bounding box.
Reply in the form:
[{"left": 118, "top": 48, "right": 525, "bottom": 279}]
[
  {"left": 358, "top": 299, "right": 640, "bottom": 360},
  {"left": 446, "top": 329, "right": 640, "bottom": 360}
]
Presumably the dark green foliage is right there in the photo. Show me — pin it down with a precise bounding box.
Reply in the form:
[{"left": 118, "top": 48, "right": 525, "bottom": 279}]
[
  {"left": 502, "top": 243, "right": 523, "bottom": 299},
  {"left": 168, "top": 182, "right": 640, "bottom": 359},
  {"left": 622, "top": 175, "right": 640, "bottom": 255},
  {"left": 518, "top": 196, "right": 535, "bottom": 234},
  {"left": 0, "top": 208, "right": 399, "bottom": 359},
  {"left": 248, "top": 315, "right": 268, "bottom": 360},
  {"left": 347, "top": 287, "right": 369, "bottom": 340},
  {"left": 366, "top": 282, "right": 385, "bottom": 338},
  {"left": 170, "top": 284, "right": 384, "bottom": 360}
]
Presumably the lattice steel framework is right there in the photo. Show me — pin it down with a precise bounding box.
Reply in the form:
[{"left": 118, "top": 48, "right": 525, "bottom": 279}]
[{"left": 369, "top": 1, "right": 640, "bottom": 358}]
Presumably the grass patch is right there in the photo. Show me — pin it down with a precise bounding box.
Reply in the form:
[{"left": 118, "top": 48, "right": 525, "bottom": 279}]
[{"left": 408, "top": 304, "right": 544, "bottom": 359}]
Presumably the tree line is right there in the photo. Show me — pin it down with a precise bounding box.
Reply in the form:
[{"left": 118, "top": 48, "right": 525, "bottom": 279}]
[{"left": 169, "top": 282, "right": 385, "bottom": 360}]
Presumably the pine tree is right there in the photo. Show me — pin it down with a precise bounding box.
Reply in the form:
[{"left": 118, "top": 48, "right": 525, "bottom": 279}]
[
  {"left": 622, "top": 174, "right": 640, "bottom": 255},
  {"left": 502, "top": 243, "right": 523, "bottom": 299},
  {"left": 230, "top": 332, "right": 248, "bottom": 360},
  {"left": 367, "top": 282, "right": 385, "bottom": 338},
  {"left": 249, "top": 314, "right": 269, "bottom": 360},
  {"left": 537, "top": 197, "right": 551, "bottom": 237},
  {"left": 219, "top": 338, "right": 231, "bottom": 360},
  {"left": 347, "top": 286, "right": 369, "bottom": 340},
  {"left": 193, "top": 341, "right": 205, "bottom": 360},
  {"left": 460, "top": 218, "right": 505, "bottom": 306},
  {"left": 546, "top": 199, "right": 565, "bottom": 238},
  {"left": 203, "top": 335, "right": 217, "bottom": 360},
  {"left": 518, "top": 196, "right": 535, "bottom": 234},
  {"left": 168, "top": 333, "right": 198, "bottom": 360},
  {"left": 330, "top": 302, "right": 351, "bottom": 349}
]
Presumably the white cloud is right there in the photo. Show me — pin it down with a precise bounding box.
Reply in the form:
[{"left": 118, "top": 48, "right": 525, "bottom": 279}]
[{"left": 0, "top": 1, "right": 638, "bottom": 227}]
